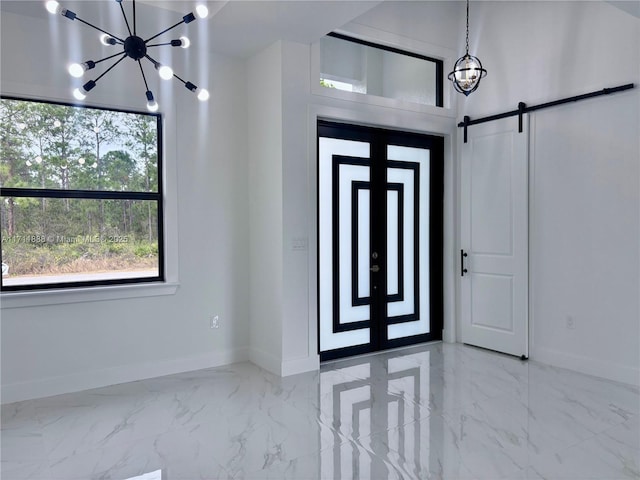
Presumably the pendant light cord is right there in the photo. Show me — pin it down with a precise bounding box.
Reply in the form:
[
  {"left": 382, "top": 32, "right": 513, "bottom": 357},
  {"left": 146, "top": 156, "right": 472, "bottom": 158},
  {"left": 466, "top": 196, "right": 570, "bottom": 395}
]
[{"left": 465, "top": 0, "right": 470, "bottom": 55}]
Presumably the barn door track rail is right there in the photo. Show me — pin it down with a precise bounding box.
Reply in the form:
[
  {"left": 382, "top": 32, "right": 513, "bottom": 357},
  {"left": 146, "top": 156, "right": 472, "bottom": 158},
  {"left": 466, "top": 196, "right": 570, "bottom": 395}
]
[{"left": 458, "top": 83, "right": 635, "bottom": 143}]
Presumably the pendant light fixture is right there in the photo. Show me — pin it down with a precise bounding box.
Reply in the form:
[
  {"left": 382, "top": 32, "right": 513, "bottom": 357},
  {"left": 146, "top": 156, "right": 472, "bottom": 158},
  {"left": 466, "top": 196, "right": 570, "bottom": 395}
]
[
  {"left": 448, "top": 0, "right": 487, "bottom": 96},
  {"left": 45, "top": 0, "right": 210, "bottom": 112}
]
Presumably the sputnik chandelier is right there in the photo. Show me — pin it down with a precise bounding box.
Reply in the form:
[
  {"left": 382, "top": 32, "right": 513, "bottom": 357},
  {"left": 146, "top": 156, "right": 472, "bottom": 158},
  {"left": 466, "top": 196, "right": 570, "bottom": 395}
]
[
  {"left": 448, "top": 0, "right": 487, "bottom": 96},
  {"left": 45, "top": 0, "right": 210, "bottom": 111}
]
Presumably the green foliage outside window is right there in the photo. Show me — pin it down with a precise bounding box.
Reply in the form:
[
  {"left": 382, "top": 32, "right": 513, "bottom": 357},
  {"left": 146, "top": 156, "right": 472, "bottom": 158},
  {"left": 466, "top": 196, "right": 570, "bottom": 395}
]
[{"left": 0, "top": 98, "right": 162, "bottom": 288}]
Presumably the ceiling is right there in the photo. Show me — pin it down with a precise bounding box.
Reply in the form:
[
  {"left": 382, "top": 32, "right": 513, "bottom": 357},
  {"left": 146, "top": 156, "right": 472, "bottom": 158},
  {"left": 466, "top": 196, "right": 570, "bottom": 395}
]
[
  {"left": 0, "top": 0, "right": 384, "bottom": 58},
  {"left": 1, "top": 0, "right": 636, "bottom": 60}
]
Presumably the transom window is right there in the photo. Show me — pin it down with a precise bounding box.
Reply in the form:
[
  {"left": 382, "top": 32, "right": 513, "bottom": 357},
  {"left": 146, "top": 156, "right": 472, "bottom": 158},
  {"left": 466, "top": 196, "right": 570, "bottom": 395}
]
[
  {"left": 320, "top": 32, "right": 444, "bottom": 107},
  {"left": 0, "top": 96, "right": 163, "bottom": 291}
]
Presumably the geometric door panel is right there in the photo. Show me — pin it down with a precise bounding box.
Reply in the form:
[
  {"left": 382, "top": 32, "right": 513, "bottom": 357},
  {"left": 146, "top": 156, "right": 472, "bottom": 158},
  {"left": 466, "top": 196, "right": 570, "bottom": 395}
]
[
  {"left": 386, "top": 145, "right": 430, "bottom": 341},
  {"left": 319, "top": 137, "right": 372, "bottom": 352}
]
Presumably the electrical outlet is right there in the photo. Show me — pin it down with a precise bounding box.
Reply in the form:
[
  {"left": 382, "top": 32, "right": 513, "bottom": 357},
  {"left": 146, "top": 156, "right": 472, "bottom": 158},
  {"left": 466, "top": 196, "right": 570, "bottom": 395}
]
[
  {"left": 566, "top": 315, "right": 576, "bottom": 330},
  {"left": 292, "top": 237, "right": 308, "bottom": 251},
  {"left": 211, "top": 315, "right": 220, "bottom": 329}
]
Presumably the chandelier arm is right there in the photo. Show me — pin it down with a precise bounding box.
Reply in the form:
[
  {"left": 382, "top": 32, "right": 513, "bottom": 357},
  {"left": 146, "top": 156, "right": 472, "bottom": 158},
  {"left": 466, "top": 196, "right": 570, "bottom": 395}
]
[
  {"left": 144, "top": 20, "right": 185, "bottom": 44},
  {"left": 93, "top": 51, "right": 127, "bottom": 66},
  {"left": 93, "top": 53, "right": 128, "bottom": 84},
  {"left": 146, "top": 42, "right": 174, "bottom": 48},
  {"left": 74, "top": 17, "right": 125, "bottom": 43},
  {"left": 119, "top": 2, "right": 133, "bottom": 37},
  {"left": 172, "top": 73, "right": 200, "bottom": 95},
  {"left": 172, "top": 73, "right": 188, "bottom": 85},
  {"left": 137, "top": 60, "right": 151, "bottom": 92},
  {"left": 144, "top": 53, "right": 160, "bottom": 69}
]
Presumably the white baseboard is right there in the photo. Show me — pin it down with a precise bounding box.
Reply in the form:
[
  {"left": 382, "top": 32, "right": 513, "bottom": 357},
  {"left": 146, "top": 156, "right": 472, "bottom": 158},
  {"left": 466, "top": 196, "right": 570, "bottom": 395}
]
[
  {"left": 1, "top": 347, "right": 249, "bottom": 404},
  {"left": 281, "top": 354, "right": 319, "bottom": 377},
  {"left": 248, "top": 348, "right": 319, "bottom": 377},
  {"left": 531, "top": 345, "right": 640, "bottom": 387},
  {"left": 248, "top": 347, "right": 283, "bottom": 376}
]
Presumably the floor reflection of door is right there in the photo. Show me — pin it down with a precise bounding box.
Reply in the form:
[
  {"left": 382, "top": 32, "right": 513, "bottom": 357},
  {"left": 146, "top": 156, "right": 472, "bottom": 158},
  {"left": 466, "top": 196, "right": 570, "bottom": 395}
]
[
  {"left": 319, "top": 348, "right": 443, "bottom": 479},
  {"left": 318, "top": 121, "right": 444, "bottom": 361}
]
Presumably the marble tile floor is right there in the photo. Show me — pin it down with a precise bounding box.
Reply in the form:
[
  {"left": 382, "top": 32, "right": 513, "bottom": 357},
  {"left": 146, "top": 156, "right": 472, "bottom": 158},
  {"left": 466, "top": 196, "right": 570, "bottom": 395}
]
[{"left": 1, "top": 343, "right": 639, "bottom": 480}]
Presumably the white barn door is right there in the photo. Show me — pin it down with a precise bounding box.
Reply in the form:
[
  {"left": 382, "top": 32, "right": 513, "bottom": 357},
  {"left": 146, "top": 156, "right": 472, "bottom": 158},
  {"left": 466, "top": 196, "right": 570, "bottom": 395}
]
[{"left": 460, "top": 116, "right": 529, "bottom": 358}]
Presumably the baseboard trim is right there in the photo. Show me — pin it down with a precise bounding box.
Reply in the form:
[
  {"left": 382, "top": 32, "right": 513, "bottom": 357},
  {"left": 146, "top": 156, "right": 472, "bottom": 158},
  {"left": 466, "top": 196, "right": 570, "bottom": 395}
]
[
  {"left": 281, "top": 354, "right": 319, "bottom": 377},
  {"left": 248, "top": 347, "right": 282, "bottom": 376},
  {"left": 1, "top": 347, "right": 249, "bottom": 404},
  {"left": 531, "top": 345, "right": 640, "bottom": 387},
  {"left": 247, "top": 348, "right": 319, "bottom": 377}
]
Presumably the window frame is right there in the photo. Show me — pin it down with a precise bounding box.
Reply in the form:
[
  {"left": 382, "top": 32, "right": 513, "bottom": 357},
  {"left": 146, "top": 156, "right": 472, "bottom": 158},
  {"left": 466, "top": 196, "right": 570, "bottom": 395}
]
[
  {"left": 322, "top": 32, "right": 444, "bottom": 108},
  {"left": 0, "top": 95, "right": 165, "bottom": 292}
]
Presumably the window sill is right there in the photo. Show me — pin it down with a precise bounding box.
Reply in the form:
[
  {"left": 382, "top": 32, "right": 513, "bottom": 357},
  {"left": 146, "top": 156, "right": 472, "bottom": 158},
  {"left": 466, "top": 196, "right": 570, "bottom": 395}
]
[{"left": 0, "top": 281, "right": 179, "bottom": 309}]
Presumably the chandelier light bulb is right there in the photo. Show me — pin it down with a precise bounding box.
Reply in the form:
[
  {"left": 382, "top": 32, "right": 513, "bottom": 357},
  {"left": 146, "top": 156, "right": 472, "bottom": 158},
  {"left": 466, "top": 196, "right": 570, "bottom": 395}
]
[
  {"left": 16, "top": 122, "right": 26, "bottom": 131},
  {"left": 53, "top": 120, "right": 62, "bottom": 128},
  {"left": 45, "top": 1, "right": 61, "bottom": 15},
  {"left": 179, "top": 36, "right": 191, "bottom": 49},
  {"left": 72, "top": 80, "right": 95, "bottom": 101},
  {"left": 100, "top": 34, "right": 117, "bottom": 46},
  {"left": 464, "top": 58, "right": 479, "bottom": 83},
  {"left": 26, "top": 160, "right": 32, "bottom": 166},
  {"left": 73, "top": 88, "right": 86, "bottom": 100},
  {"left": 69, "top": 61, "right": 95, "bottom": 78},
  {"left": 196, "top": 88, "right": 210, "bottom": 102},
  {"left": 195, "top": 5, "right": 209, "bottom": 18},
  {"left": 146, "top": 91, "right": 159, "bottom": 112},
  {"left": 68, "top": 63, "right": 84, "bottom": 78},
  {"left": 158, "top": 65, "right": 174, "bottom": 80},
  {"left": 35, "top": 156, "right": 43, "bottom": 164},
  {"left": 78, "top": 158, "right": 85, "bottom": 165}
]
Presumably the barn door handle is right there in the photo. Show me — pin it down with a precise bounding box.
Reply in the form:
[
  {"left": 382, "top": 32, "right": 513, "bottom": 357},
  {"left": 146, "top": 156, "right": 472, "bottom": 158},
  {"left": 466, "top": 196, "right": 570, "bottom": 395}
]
[{"left": 461, "top": 250, "right": 468, "bottom": 277}]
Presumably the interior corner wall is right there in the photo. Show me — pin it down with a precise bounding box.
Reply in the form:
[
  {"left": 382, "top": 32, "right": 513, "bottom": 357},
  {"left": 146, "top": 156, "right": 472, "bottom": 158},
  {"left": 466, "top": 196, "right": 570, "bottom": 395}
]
[
  {"left": 245, "top": 41, "right": 320, "bottom": 377},
  {"left": 247, "top": 42, "right": 285, "bottom": 375},
  {"left": 0, "top": 10, "right": 251, "bottom": 403},
  {"left": 281, "top": 42, "right": 319, "bottom": 375},
  {"left": 460, "top": 1, "right": 640, "bottom": 385}
]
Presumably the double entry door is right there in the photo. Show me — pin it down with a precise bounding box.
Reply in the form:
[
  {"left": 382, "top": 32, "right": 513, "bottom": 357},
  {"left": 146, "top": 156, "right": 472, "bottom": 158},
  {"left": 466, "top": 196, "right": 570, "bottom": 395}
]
[{"left": 318, "top": 121, "right": 444, "bottom": 361}]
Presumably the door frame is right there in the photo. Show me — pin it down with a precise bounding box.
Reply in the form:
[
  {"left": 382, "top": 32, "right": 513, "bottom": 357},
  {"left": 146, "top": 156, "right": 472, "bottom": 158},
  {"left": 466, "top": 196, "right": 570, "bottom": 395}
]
[{"left": 317, "top": 120, "right": 445, "bottom": 361}]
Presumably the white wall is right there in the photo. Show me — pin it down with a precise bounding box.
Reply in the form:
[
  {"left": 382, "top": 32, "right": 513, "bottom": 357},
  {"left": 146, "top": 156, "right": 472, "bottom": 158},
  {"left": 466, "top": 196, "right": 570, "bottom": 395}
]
[
  {"left": 458, "top": 1, "right": 640, "bottom": 385},
  {"left": 0, "top": 9, "right": 251, "bottom": 403},
  {"left": 247, "top": 42, "right": 284, "bottom": 373}
]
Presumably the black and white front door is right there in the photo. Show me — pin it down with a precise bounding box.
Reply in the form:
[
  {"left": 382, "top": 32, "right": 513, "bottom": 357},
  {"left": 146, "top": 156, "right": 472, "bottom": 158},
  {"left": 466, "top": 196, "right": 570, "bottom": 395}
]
[{"left": 318, "top": 121, "right": 444, "bottom": 361}]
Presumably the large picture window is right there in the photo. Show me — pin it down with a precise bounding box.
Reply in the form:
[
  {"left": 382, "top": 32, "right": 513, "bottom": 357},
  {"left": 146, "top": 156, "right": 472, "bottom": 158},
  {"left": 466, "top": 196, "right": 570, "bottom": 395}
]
[{"left": 0, "top": 97, "right": 163, "bottom": 291}]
